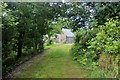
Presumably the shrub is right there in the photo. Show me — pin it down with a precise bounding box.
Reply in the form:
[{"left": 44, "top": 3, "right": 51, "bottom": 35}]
[
  {"left": 71, "top": 18, "right": 120, "bottom": 78},
  {"left": 88, "top": 19, "right": 120, "bottom": 57}
]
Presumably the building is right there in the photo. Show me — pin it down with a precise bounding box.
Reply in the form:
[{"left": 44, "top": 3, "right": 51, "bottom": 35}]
[{"left": 55, "top": 29, "right": 74, "bottom": 43}]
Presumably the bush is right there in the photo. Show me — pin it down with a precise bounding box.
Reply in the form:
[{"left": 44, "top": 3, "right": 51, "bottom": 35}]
[
  {"left": 71, "top": 18, "right": 120, "bottom": 78},
  {"left": 88, "top": 19, "right": 119, "bottom": 56}
]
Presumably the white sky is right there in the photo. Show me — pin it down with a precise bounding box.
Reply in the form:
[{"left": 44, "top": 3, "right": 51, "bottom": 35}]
[{"left": 61, "top": 0, "right": 65, "bottom": 3}]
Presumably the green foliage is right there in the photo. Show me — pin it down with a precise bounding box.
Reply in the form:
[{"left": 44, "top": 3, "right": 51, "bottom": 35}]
[
  {"left": 88, "top": 19, "right": 119, "bottom": 55},
  {"left": 66, "top": 3, "right": 91, "bottom": 31},
  {"left": 2, "top": 2, "right": 18, "bottom": 59},
  {"left": 2, "top": 2, "right": 63, "bottom": 76},
  {"left": 94, "top": 2, "right": 120, "bottom": 25},
  {"left": 71, "top": 18, "right": 119, "bottom": 78},
  {"left": 2, "top": 2, "right": 120, "bottom": 78}
]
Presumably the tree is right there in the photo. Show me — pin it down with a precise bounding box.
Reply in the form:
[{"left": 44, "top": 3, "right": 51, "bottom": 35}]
[{"left": 94, "top": 2, "right": 120, "bottom": 25}]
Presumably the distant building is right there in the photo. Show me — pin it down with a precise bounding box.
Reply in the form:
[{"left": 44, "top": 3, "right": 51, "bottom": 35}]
[{"left": 55, "top": 29, "right": 74, "bottom": 43}]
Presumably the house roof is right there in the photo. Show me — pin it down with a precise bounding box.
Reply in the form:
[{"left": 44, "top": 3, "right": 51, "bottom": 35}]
[
  {"left": 56, "top": 34, "right": 61, "bottom": 38},
  {"left": 62, "top": 29, "right": 74, "bottom": 37}
]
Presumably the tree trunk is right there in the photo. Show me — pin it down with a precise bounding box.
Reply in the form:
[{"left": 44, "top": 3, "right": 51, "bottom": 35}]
[
  {"left": 17, "top": 32, "right": 24, "bottom": 58},
  {"left": 17, "top": 39, "right": 22, "bottom": 58}
]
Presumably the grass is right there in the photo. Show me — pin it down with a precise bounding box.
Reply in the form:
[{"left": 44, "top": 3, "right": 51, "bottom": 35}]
[
  {"left": 44, "top": 45, "right": 52, "bottom": 49},
  {"left": 13, "top": 43, "right": 88, "bottom": 78}
]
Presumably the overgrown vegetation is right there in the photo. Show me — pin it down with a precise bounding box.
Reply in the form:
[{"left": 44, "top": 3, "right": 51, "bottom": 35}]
[
  {"left": 70, "top": 2, "right": 120, "bottom": 78},
  {"left": 71, "top": 18, "right": 120, "bottom": 78}
]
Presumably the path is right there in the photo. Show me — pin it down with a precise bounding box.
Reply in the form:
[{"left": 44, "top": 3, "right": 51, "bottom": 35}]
[{"left": 13, "top": 43, "right": 88, "bottom": 78}]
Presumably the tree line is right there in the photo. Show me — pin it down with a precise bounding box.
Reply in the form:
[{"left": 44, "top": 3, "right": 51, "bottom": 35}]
[{"left": 2, "top": 2, "right": 66, "bottom": 76}]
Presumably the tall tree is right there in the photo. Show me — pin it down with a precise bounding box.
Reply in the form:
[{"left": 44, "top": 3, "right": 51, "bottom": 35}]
[{"left": 94, "top": 2, "right": 120, "bottom": 25}]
